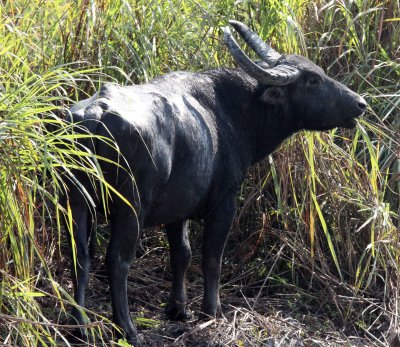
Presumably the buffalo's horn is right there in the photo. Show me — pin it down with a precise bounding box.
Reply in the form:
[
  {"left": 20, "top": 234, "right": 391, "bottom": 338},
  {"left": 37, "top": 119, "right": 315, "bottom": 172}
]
[
  {"left": 228, "top": 20, "right": 281, "bottom": 65},
  {"left": 223, "top": 26, "right": 299, "bottom": 86}
]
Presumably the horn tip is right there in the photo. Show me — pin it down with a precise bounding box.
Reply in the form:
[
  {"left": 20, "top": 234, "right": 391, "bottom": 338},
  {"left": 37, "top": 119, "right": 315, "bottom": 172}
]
[
  {"left": 221, "top": 26, "right": 231, "bottom": 36},
  {"left": 228, "top": 20, "right": 242, "bottom": 28}
]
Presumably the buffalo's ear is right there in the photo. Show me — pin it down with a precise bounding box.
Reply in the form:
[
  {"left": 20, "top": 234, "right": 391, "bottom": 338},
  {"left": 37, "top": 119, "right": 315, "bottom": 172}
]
[{"left": 260, "top": 87, "right": 285, "bottom": 105}]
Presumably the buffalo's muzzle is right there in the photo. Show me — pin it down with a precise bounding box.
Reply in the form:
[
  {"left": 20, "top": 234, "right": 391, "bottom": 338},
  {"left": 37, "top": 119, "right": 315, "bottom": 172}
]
[{"left": 356, "top": 96, "right": 367, "bottom": 116}]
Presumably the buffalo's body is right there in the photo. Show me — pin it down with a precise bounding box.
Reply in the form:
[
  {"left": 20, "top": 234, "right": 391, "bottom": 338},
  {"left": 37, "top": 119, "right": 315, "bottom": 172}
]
[
  {"left": 71, "top": 69, "right": 286, "bottom": 225},
  {"left": 66, "top": 21, "right": 367, "bottom": 345}
]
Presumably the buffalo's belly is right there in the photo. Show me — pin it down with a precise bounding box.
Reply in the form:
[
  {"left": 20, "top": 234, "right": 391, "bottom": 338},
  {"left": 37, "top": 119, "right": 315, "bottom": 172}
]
[
  {"left": 142, "top": 168, "right": 213, "bottom": 227},
  {"left": 143, "top": 199, "right": 204, "bottom": 227}
]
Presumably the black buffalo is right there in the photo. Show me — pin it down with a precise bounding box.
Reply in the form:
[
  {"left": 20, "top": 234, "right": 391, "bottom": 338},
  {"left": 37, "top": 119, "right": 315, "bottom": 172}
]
[{"left": 65, "top": 20, "right": 367, "bottom": 345}]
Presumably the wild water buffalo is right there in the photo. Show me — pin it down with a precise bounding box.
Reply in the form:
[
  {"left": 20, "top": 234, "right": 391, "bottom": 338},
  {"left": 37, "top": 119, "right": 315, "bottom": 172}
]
[{"left": 66, "top": 20, "right": 367, "bottom": 345}]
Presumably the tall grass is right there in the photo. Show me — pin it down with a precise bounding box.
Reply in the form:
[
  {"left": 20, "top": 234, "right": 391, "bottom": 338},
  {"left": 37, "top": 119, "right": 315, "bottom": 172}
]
[{"left": 0, "top": 0, "right": 399, "bottom": 346}]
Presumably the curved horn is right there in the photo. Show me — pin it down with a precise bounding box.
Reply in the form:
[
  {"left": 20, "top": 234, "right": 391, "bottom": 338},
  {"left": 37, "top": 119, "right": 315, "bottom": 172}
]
[
  {"left": 223, "top": 26, "right": 299, "bottom": 86},
  {"left": 228, "top": 20, "right": 281, "bottom": 65}
]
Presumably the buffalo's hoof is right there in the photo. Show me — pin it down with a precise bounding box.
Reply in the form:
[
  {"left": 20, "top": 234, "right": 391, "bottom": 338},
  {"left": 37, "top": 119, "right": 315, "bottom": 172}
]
[
  {"left": 198, "top": 305, "right": 226, "bottom": 321},
  {"left": 115, "top": 331, "right": 142, "bottom": 347},
  {"left": 198, "top": 311, "right": 215, "bottom": 321},
  {"left": 165, "top": 305, "right": 193, "bottom": 321},
  {"left": 67, "top": 328, "right": 88, "bottom": 345},
  {"left": 126, "top": 334, "right": 142, "bottom": 347},
  {"left": 112, "top": 322, "right": 141, "bottom": 347},
  {"left": 114, "top": 330, "right": 142, "bottom": 347},
  {"left": 68, "top": 314, "right": 89, "bottom": 345}
]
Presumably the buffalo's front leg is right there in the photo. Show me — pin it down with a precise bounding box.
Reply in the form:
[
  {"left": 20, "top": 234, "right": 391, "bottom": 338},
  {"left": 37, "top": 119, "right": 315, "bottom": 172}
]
[
  {"left": 201, "top": 195, "right": 236, "bottom": 318},
  {"left": 106, "top": 207, "right": 141, "bottom": 345},
  {"left": 165, "top": 220, "right": 192, "bottom": 320}
]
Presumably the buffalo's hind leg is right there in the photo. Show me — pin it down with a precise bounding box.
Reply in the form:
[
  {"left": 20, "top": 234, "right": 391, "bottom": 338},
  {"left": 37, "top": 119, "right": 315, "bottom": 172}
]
[
  {"left": 106, "top": 206, "right": 141, "bottom": 345},
  {"left": 65, "top": 197, "right": 94, "bottom": 341},
  {"left": 165, "top": 220, "right": 192, "bottom": 321}
]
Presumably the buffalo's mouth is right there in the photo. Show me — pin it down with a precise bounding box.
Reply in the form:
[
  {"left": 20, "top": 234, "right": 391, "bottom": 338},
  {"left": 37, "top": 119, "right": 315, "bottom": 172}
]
[
  {"left": 341, "top": 116, "right": 358, "bottom": 129},
  {"left": 341, "top": 109, "right": 365, "bottom": 129}
]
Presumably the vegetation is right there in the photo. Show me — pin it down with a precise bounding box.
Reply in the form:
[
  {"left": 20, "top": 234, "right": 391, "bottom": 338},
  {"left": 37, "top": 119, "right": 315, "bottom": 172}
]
[{"left": 0, "top": 0, "right": 399, "bottom": 346}]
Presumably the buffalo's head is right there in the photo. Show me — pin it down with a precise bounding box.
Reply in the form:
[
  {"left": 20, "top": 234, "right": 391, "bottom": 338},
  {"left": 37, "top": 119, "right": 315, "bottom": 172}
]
[{"left": 223, "top": 20, "right": 367, "bottom": 131}]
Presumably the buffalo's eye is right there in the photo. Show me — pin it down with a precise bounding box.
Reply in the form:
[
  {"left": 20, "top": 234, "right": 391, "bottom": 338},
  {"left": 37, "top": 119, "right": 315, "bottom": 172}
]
[{"left": 306, "top": 76, "right": 321, "bottom": 87}]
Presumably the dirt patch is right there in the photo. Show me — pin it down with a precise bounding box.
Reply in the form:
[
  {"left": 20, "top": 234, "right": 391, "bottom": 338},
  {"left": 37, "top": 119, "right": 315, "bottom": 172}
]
[{"left": 60, "top": 241, "right": 376, "bottom": 347}]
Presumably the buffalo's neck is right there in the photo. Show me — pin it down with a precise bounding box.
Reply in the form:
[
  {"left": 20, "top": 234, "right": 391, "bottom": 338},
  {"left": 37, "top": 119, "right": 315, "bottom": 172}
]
[
  {"left": 248, "top": 104, "right": 298, "bottom": 164},
  {"left": 209, "top": 69, "right": 298, "bottom": 166}
]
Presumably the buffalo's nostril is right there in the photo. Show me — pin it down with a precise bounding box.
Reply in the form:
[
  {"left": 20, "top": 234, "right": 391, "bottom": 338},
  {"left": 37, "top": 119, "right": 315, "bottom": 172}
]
[{"left": 357, "top": 97, "right": 367, "bottom": 111}]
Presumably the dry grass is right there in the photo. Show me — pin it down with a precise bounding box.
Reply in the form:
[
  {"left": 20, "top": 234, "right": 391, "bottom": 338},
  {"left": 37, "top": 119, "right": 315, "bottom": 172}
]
[{"left": 90, "top": 232, "right": 380, "bottom": 346}]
